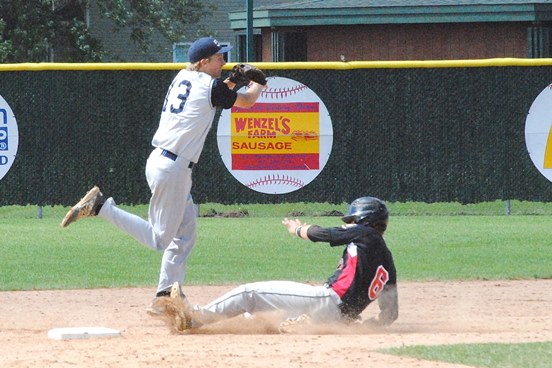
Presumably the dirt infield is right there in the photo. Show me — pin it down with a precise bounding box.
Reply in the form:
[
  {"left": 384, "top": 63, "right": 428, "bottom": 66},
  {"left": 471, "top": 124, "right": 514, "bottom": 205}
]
[{"left": 1, "top": 280, "right": 551, "bottom": 368}]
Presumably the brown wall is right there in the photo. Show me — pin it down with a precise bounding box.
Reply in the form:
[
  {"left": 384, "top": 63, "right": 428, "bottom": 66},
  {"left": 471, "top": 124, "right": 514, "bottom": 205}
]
[
  {"left": 262, "top": 22, "right": 529, "bottom": 61},
  {"left": 262, "top": 31, "right": 273, "bottom": 62}
]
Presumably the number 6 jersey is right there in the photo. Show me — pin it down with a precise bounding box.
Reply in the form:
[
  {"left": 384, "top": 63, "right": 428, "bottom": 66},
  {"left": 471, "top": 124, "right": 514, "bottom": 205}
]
[{"left": 306, "top": 224, "right": 398, "bottom": 323}]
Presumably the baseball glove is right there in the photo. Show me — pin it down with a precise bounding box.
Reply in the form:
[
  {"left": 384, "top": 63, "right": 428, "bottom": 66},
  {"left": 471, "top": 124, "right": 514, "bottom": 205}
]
[
  {"left": 243, "top": 64, "right": 267, "bottom": 86},
  {"left": 228, "top": 63, "right": 267, "bottom": 89},
  {"left": 228, "top": 64, "right": 250, "bottom": 89}
]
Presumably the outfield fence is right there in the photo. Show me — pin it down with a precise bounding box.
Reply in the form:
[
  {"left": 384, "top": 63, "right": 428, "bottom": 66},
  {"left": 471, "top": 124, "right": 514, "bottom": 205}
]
[{"left": 1, "top": 59, "right": 552, "bottom": 205}]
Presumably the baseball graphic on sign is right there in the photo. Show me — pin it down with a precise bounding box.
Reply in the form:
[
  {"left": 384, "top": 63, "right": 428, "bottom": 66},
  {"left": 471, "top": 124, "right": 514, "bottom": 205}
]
[
  {"left": 0, "top": 94, "right": 19, "bottom": 182},
  {"left": 525, "top": 83, "right": 552, "bottom": 182},
  {"left": 217, "top": 77, "right": 333, "bottom": 194}
]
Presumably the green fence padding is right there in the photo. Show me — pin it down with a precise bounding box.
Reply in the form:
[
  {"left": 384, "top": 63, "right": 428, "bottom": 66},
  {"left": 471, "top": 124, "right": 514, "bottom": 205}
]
[{"left": 1, "top": 62, "right": 551, "bottom": 205}]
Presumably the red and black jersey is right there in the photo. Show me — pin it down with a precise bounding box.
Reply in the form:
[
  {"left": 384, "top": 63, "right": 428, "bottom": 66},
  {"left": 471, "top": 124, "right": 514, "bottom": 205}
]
[{"left": 306, "top": 224, "right": 397, "bottom": 320}]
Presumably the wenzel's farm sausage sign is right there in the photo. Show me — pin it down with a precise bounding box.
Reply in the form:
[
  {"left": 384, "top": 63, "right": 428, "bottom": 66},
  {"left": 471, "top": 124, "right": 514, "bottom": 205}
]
[{"left": 218, "top": 77, "right": 333, "bottom": 194}]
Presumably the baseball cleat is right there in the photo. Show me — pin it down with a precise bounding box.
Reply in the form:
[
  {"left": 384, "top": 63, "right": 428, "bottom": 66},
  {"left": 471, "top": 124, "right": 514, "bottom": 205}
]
[
  {"left": 146, "top": 297, "right": 169, "bottom": 317},
  {"left": 146, "top": 283, "right": 188, "bottom": 316},
  {"left": 169, "top": 282, "right": 193, "bottom": 332},
  {"left": 148, "top": 282, "right": 193, "bottom": 333},
  {"left": 60, "top": 186, "right": 104, "bottom": 228},
  {"left": 278, "top": 313, "right": 313, "bottom": 334},
  {"left": 170, "top": 281, "right": 186, "bottom": 299}
]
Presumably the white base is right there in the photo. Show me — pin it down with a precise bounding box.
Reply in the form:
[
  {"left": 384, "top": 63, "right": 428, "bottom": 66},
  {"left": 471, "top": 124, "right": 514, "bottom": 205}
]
[{"left": 47, "top": 327, "right": 121, "bottom": 340}]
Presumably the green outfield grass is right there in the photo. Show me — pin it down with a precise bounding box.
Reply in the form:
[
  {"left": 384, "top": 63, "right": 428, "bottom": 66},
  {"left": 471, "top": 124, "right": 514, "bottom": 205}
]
[
  {"left": 1, "top": 201, "right": 551, "bottom": 368},
  {"left": 1, "top": 200, "right": 551, "bottom": 290}
]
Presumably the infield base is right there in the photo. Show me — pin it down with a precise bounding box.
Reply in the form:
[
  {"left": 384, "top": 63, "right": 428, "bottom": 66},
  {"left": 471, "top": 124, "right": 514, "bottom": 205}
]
[{"left": 47, "top": 326, "right": 121, "bottom": 340}]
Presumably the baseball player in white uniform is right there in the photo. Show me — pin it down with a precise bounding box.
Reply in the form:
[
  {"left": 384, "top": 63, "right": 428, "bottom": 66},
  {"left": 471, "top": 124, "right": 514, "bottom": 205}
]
[{"left": 61, "top": 36, "right": 266, "bottom": 307}]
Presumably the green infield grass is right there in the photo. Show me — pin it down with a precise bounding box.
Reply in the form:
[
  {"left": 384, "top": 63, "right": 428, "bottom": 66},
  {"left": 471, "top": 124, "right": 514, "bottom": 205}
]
[{"left": 381, "top": 341, "right": 552, "bottom": 368}]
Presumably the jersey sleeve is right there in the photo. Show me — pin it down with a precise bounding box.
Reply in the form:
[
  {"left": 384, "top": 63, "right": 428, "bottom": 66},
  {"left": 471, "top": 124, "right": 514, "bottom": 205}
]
[
  {"left": 306, "top": 225, "right": 365, "bottom": 246},
  {"left": 211, "top": 79, "right": 238, "bottom": 109}
]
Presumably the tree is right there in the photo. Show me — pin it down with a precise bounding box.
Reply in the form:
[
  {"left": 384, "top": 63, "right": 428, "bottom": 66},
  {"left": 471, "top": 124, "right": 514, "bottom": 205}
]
[
  {"left": 0, "top": 18, "right": 14, "bottom": 61},
  {"left": 0, "top": 0, "right": 215, "bottom": 62},
  {"left": 97, "top": 0, "right": 214, "bottom": 57}
]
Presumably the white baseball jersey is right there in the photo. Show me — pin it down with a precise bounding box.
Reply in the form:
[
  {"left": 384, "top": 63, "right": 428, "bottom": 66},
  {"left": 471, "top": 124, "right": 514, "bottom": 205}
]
[
  {"left": 152, "top": 70, "right": 216, "bottom": 163},
  {"left": 99, "top": 69, "right": 236, "bottom": 294}
]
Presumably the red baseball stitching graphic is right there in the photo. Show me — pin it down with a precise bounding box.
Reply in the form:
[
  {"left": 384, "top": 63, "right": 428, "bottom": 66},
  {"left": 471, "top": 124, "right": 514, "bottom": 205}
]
[
  {"left": 261, "top": 84, "right": 309, "bottom": 99},
  {"left": 246, "top": 174, "right": 305, "bottom": 188}
]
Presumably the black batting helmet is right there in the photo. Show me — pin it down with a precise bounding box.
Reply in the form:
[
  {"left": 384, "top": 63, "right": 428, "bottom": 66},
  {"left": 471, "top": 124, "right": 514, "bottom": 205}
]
[{"left": 341, "top": 196, "right": 388, "bottom": 225}]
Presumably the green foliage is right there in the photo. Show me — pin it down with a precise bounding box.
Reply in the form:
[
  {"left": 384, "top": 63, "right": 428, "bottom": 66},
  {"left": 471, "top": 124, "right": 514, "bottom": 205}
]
[
  {"left": 0, "top": 18, "right": 13, "bottom": 60},
  {"left": 382, "top": 342, "right": 552, "bottom": 368},
  {"left": 96, "top": 0, "right": 215, "bottom": 53},
  {"left": 0, "top": 0, "right": 102, "bottom": 62},
  {"left": 0, "top": 0, "right": 213, "bottom": 62}
]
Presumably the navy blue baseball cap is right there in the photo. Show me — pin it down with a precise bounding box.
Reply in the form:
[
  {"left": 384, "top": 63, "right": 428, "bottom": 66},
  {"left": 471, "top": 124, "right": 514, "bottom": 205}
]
[{"left": 188, "top": 37, "right": 232, "bottom": 63}]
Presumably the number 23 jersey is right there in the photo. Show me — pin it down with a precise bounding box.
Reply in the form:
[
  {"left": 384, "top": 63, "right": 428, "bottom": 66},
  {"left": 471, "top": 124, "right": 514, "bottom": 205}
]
[{"left": 152, "top": 70, "right": 236, "bottom": 163}]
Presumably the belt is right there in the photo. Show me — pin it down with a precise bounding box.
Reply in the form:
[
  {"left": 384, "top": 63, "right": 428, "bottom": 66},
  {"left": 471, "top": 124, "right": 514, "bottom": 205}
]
[{"left": 160, "top": 149, "right": 195, "bottom": 169}]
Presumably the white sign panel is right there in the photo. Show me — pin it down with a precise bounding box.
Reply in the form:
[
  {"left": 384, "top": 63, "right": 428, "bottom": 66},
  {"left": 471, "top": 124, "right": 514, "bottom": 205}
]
[
  {"left": 0, "top": 95, "right": 18, "bottom": 181},
  {"left": 217, "top": 77, "right": 333, "bottom": 194},
  {"left": 525, "top": 84, "right": 552, "bottom": 182}
]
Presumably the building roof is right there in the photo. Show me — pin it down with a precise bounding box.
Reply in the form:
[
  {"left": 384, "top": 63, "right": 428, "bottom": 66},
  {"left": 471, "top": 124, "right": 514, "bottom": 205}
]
[{"left": 229, "top": 0, "right": 552, "bottom": 29}]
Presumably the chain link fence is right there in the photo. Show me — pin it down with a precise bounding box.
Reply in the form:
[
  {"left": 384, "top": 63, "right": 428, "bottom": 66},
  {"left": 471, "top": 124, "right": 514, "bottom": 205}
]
[{"left": 0, "top": 62, "right": 551, "bottom": 206}]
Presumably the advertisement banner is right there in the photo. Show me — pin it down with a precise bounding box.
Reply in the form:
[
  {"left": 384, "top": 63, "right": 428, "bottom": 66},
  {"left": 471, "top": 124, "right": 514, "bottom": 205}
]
[
  {"left": 217, "top": 77, "right": 333, "bottom": 194},
  {"left": 0, "top": 95, "right": 18, "bottom": 182}
]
